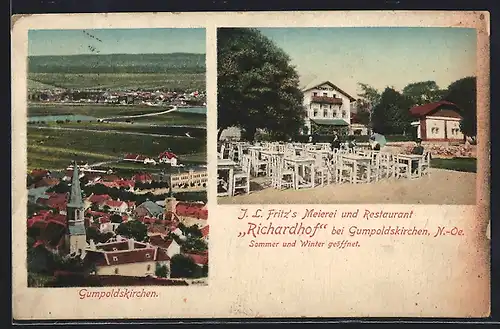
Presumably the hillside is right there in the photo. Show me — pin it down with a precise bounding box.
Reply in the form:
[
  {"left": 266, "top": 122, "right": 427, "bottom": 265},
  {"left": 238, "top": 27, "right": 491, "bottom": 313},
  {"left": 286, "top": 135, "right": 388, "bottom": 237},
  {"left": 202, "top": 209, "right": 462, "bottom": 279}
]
[{"left": 28, "top": 53, "right": 206, "bottom": 74}]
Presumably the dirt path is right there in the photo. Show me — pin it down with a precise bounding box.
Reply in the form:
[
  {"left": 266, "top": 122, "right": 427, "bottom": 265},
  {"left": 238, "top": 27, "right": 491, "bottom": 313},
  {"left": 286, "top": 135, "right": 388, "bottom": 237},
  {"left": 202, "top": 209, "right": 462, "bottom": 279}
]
[{"left": 218, "top": 168, "right": 476, "bottom": 205}]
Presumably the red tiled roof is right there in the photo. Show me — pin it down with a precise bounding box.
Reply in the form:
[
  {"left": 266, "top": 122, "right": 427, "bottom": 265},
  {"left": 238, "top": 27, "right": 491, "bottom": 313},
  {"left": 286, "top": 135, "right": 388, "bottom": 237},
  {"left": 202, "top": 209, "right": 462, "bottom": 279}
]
[
  {"left": 115, "top": 180, "right": 135, "bottom": 188},
  {"left": 105, "top": 199, "right": 127, "bottom": 208},
  {"left": 132, "top": 173, "right": 153, "bottom": 183},
  {"left": 105, "top": 248, "right": 157, "bottom": 265},
  {"left": 409, "top": 101, "right": 461, "bottom": 117},
  {"left": 34, "top": 177, "right": 60, "bottom": 188},
  {"left": 88, "top": 194, "right": 111, "bottom": 204},
  {"left": 158, "top": 151, "right": 177, "bottom": 159},
  {"left": 200, "top": 225, "right": 209, "bottom": 237},
  {"left": 96, "top": 241, "right": 129, "bottom": 252},
  {"left": 149, "top": 235, "right": 174, "bottom": 249},
  {"left": 176, "top": 203, "right": 208, "bottom": 220},
  {"left": 124, "top": 153, "right": 139, "bottom": 160},
  {"left": 101, "top": 175, "right": 120, "bottom": 182},
  {"left": 184, "top": 252, "right": 208, "bottom": 265},
  {"left": 31, "top": 169, "right": 49, "bottom": 178}
]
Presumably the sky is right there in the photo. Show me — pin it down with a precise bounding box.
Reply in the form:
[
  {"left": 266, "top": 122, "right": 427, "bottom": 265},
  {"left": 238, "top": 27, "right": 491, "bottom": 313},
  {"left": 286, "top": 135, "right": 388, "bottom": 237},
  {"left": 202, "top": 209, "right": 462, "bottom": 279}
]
[
  {"left": 258, "top": 27, "right": 477, "bottom": 98},
  {"left": 28, "top": 28, "right": 206, "bottom": 56}
]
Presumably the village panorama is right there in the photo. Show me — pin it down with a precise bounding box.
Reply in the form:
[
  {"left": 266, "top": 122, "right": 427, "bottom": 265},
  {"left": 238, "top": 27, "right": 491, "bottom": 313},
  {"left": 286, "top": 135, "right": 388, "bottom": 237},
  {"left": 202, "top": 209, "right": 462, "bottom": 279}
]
[{"left": 26, "top": 28, "right": 209, "bottom": 287}]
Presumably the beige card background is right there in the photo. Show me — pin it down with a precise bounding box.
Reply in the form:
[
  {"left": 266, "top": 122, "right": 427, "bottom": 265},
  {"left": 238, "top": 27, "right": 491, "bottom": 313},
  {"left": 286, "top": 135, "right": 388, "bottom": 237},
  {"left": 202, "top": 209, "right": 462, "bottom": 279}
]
[{"left": 12, "top": 11, "right": 490, "bottom": 320}]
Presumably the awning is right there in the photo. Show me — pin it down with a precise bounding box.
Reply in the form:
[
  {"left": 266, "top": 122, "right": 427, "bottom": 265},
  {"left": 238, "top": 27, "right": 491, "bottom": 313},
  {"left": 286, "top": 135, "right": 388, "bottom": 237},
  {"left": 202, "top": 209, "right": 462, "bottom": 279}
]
[{"left": 311, "top": 119, "right": 349, "bottom": 126}]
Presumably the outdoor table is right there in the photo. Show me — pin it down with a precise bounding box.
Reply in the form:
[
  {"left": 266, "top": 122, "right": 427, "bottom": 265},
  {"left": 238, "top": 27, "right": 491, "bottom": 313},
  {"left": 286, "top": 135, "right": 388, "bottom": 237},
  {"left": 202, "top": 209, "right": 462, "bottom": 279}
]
[
  {"left": 341, "top": 154, "right": 372, "bottom": 184},
  {"left": 217, "top": 159, "right": 237, "bottom": 196},
  {"left": 283, "top": 157, "right": 315, "bottom": 190},
  {"left": 396, "top": 154, "right": 424, "bottom": 179}
]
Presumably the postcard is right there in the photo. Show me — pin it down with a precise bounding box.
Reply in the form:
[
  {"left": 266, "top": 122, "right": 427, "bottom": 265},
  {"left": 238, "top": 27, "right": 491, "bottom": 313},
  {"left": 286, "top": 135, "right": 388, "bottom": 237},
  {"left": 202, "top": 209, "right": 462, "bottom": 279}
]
[{"left": 12, "top": 11, "right": 490, "bottom": 320}]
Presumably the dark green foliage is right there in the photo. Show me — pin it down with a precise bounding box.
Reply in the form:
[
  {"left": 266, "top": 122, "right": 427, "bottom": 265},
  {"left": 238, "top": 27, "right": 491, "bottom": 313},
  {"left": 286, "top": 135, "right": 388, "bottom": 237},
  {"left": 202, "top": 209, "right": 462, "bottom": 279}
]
[
  {"left": 155, "top": 263, "right": 169, "bottom": 278},
  {"left": 115, "top": 220, "right": 148, "bottom": 242},
  {"left": 170, "top": 254, "right": 202, "bottom": 279},
  {"left": 217, "top": 28, "right": 305, "bottom": 141},
  {"left": 371, "top": 87, "right": 413, "bottom": 135},
  {"left": 28, "top": 53, "right": 205, "bottom": 74},
  {"left": 443, "top": 77, "right": 477, "bottom": 137}
]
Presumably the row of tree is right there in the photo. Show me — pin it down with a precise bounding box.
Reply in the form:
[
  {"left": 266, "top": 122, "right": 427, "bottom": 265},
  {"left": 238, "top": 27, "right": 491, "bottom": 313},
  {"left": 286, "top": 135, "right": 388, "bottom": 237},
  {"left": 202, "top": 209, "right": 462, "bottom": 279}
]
[{"left": 217, "top": 28, "right": 477, "bottom": 141}]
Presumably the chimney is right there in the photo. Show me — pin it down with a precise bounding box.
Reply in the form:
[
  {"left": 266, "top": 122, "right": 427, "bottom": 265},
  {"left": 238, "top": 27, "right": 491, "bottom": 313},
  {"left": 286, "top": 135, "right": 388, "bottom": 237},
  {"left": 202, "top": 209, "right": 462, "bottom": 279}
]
[{"left": 127, "top": 237, "right": 135, "bottom": 250}]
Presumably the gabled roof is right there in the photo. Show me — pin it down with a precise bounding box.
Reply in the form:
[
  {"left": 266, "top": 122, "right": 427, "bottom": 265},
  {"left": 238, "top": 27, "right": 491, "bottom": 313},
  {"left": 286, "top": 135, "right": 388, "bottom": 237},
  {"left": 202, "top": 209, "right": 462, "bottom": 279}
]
[
  {"left": 302, "top": 81, "right": 356, "bottom": 102},
  {"left": 409, "top": 101, "right": 462, "bottom": 118},
  {"left": 137, "top": 201, "right": 164, "bottom": 218}
]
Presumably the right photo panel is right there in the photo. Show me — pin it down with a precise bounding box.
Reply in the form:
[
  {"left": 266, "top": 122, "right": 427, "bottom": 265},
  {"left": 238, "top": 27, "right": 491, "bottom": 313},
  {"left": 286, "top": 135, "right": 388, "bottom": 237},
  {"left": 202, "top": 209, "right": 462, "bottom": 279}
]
[{"left": 216, "top": 27, "right": 477, "bottom": 205}]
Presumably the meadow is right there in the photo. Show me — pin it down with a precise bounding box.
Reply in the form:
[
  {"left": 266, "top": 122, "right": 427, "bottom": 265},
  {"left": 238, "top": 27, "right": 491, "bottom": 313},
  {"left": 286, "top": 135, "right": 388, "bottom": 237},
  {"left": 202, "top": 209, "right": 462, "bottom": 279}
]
[
  {"left": 28, "top": 72, "right": 205, "bottom": 92},
  {"left": 27, "top": 127, "right": 206, "bottom": 170},
  {"left": 28, "top": 103, "right": 206, "bottom": 126}
]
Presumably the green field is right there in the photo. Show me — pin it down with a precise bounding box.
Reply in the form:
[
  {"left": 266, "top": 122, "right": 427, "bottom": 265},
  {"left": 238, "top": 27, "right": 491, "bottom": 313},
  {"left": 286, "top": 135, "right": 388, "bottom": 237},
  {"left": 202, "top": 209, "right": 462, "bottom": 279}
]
[
  {"left": 431, "top": 157, "right": 477, "bottom": 173},
  {"left": 28, "top": 103, "right": 206, "bottom": 125},
  {"left": 28, "top": 72, "right": 205, "bottom": 92},
  {"left": 27, "top": 127, "right": 206, "bottom": 170}
]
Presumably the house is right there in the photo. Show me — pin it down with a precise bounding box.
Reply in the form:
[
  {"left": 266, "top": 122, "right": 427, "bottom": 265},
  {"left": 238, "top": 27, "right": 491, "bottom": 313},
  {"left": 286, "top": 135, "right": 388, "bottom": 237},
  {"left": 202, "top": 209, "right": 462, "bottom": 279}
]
[
  {"left": 87, "top": 194, "right": 112, "bottom": 206},
  {"left": 84, "top": 238, "right": 171, "bottom": 277},
  {"left": 148, "top": 235, "right": 181, "bottom": 258},
  {"left": 158, "top": 151, "right": 178, "bottom": 166},
  {"left": 133, "top": 200, "right": 164, "bottom": 219},
  {"left": 34, "top": 177, "right": 60, "bottom": 188},
  {"left": 132, "top": 173, "right": 153, "bottom": 184},
  {"left": 37, "top": 193, "right": 68, "bottom": 214},
  {"left": 99, "top": 222, "right": 121, "bottom": 234},
  {"left": 409, "top": 101, "right": 465, "bottom": 142},
  {"left": 349, "top": 112, "right": 370, "bottom": 136},
  {"left": 301, "top": 81, "right": 356, "bottom": 135},
  {"left": 30, "top": 169, "right": 51, "bottom": 179},
  {"left": 101, "top": 199, "right": 128, "bottom": 213}
]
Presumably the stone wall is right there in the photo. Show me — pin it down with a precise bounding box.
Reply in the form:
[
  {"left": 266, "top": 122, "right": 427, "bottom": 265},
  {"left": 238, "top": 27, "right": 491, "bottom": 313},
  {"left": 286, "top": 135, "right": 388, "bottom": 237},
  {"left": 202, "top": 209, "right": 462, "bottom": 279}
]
[{"left": 383, "top": 142, "right": 477, "bottom": 159}]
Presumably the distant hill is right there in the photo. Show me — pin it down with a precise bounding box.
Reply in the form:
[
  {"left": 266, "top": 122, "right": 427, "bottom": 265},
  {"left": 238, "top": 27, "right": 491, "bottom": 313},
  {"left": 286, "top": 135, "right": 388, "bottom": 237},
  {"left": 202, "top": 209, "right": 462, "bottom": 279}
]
[{"left": 28, "top": 53, "right": 206, "bottom": 74}]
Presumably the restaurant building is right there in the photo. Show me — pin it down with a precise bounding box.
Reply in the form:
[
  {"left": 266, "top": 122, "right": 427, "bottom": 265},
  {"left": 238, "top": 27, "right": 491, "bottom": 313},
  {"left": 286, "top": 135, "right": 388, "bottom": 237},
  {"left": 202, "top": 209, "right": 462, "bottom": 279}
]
[{"left": 302, "top": 81, "right": 356, "bottom": 136}]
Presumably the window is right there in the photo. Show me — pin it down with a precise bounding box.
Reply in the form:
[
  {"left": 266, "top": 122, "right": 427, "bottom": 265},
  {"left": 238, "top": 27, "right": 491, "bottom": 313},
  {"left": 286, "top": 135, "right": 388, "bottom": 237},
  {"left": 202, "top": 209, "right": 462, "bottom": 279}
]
[
  {"left": 313, "top": 92, "right": 317, "bottom": 96},
  {"left": 313, "top": 109, "right": 318, "bottom": 117},
  {"left": 333, "top": 94, "right": 337, "bottom": 98},
  {"left": 323, "top": 109, "right": 328, "bottom": 117},
  {"left": 113, "top": 256, "right": 118, "bottom": 261},
  {"left": 114, "top": 268, "right": 119, "bottom": 274},
  {"left": 323, "top": 92, "right": 327, "bottom": 97},
  {"left": 342, "top": 111, "right": 346, "bottom": 118},
  {"left": 146, "top": 254, "right": 151, "bottom": 259},
  {"left": 113, "top": 247, "right": 118, "bottom": 251},
  {"left": 147, "top": 265, "right": 151, "bottom": 271}
]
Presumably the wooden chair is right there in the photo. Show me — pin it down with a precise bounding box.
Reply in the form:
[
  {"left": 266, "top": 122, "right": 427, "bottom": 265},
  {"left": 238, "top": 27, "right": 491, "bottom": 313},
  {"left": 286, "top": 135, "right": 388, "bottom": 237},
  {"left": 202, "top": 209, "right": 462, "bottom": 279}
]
[
  {"left": 232, "top": 154, "right": 251, "bottom": 195},
  {"left": 270, "top": 155, "right": 294, "bottom": 189},
  {"left": 393, "top": 155, "right": 410, "bottom": 179},
  {"left": 379, "top": 152, "right": 394, "bottom": 179},
  {"left": 313, "top": 153, "right": 331, "bottom": 187},
  {"left": 335, "top": 155, "right": 355, "bottom": 184},
  {"left": 420, "top": 152, "right": 431, "bottom": 176}
]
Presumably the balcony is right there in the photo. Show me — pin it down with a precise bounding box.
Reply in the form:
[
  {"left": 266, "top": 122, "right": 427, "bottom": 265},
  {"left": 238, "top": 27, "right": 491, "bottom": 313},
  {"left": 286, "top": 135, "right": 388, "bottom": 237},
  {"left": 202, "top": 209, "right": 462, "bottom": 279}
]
[{"left": 311, "top": 96, "right": 343, "bottom": 105}]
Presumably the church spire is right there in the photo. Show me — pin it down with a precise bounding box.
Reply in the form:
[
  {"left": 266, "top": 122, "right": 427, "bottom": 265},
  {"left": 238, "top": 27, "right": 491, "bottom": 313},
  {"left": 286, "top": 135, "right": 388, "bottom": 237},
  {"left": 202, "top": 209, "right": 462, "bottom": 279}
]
[{"left": 67, "top": 161, "right": 84, "bottom": 209}]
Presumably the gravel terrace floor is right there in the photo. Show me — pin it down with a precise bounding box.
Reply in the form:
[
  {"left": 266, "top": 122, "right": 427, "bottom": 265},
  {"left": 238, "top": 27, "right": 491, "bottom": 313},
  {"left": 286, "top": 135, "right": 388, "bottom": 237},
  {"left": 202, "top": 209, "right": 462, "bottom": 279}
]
[{"left": 218, "top": 168, "right": 476, "bottom": 205}]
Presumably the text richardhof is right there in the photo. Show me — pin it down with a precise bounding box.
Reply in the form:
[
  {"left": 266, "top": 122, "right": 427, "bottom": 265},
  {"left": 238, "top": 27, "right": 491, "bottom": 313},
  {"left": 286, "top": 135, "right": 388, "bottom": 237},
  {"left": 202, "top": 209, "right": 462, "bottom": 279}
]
[{"left": 78, "top": 288, "right": 160, "bottom": 300}]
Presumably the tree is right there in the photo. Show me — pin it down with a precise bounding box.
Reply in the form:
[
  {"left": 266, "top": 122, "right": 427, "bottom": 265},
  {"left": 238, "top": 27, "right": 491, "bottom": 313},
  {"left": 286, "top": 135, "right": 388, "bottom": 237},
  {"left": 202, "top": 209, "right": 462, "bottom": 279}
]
[
  {"left": 170, "top": 254, "right": 201, "bottom": 278},
  {"left": 443, "top": 76, "right": 476, "bottom": 138},
  {"left": 47, "top": 182, "right": 70, "bottom": 194},
  {"left": 371, "top": 87, "right": 413, "bottom": 135},
  {"left": 110, "top": 214, "right": 123, "bottom": 223},
  {"left": 115, "top": 220, "right": 148, "bottom": 242},
  {"left": 402, "top": 81, "right": 446, "bottom": 106},
  {"left": 217, "top": 28, "right": 305, "bottom": 142},
  {"left": 357, "top": 83, "right": 381, "bottom": 108},
  {"left": 155, "top": 263, "right": 169, "bottom": 278}
]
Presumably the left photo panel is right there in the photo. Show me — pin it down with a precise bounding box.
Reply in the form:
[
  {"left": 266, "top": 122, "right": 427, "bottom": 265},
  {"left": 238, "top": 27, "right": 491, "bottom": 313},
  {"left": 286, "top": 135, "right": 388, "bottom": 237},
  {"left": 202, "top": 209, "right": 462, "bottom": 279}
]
[{"left": 26, "top": 28, "right": 209, "bottom": 287}]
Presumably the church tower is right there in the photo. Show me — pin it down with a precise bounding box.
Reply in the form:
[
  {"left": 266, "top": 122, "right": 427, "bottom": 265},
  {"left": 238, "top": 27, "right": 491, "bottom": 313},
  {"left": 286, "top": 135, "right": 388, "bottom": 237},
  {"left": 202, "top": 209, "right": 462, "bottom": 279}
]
[
  {"left": 164, "top": 175, "right": 178, "bottom": 221},
  {"left": 64, "top": 161, "right": 87, "bottom": 257}
]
